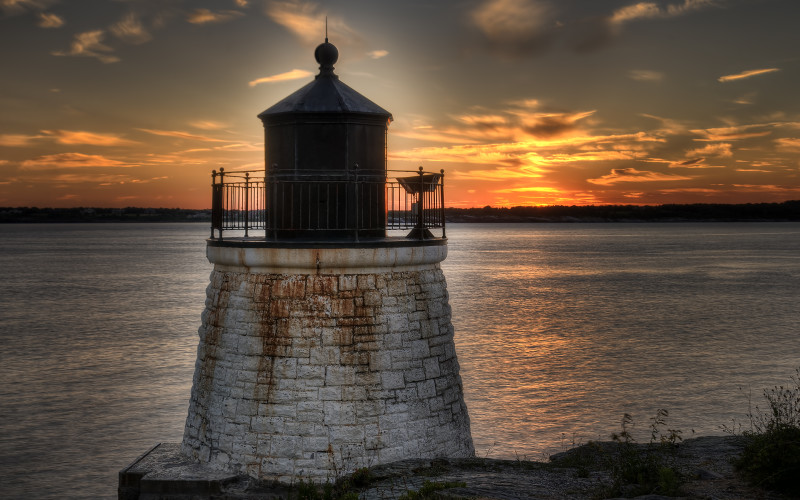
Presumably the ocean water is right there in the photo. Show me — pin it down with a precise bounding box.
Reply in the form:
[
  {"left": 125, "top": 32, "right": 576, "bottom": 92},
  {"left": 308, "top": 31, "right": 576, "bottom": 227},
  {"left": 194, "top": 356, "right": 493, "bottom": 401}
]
[{"left": 1, "top": 222, "right": 799, "bottom": 498}]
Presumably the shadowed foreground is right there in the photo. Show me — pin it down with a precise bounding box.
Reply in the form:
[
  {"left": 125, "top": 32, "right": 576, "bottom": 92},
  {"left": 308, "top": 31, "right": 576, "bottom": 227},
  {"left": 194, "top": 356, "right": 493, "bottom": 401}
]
[{"left": 119, "top": 435, "right": 790, "bottom": 499}]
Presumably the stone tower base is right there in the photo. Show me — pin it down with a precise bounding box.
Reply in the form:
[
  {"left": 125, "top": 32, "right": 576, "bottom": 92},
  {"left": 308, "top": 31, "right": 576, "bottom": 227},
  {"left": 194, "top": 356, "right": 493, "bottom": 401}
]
[{"left": 180, "top": 242, "right": 474, "bottom": 483}]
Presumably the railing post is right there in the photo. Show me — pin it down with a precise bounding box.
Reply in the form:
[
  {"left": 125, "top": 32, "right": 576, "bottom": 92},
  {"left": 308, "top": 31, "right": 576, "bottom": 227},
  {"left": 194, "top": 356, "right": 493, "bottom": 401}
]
[
  {"left": 211, "top": 169, "right": 218, "bottom": 238},
  {"left": 416, "top": 166, "right": 425, "bottom": 239},
  {"left": 440, "top": 169, "right": 446, "bottom": 239},
  {"left": 270, "top": 164, "right": 278, "bottom": 240},
  {"left": 244, "top": 172, "right": 250, "bottom": 237},
  {"left": 353, "top": 163, "right": 360, "bottom": 242},
  {"left": 219, "top": 168, "right": 225, "bottom": 240}
]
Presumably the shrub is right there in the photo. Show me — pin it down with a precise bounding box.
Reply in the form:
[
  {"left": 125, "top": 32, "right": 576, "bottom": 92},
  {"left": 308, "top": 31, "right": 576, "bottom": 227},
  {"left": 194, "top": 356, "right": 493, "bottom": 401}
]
[
  {"left": 601, "top": 409, "right": 683, "bottom": 497},
  {"left": 735, "top": 367, "right": 800, "bottom": 495}
]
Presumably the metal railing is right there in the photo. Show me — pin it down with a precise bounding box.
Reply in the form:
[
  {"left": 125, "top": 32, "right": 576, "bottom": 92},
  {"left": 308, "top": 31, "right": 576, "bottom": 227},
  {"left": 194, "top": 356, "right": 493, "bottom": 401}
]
[{"left": 210, "top": 167, "right": 445, "bottom": 240}]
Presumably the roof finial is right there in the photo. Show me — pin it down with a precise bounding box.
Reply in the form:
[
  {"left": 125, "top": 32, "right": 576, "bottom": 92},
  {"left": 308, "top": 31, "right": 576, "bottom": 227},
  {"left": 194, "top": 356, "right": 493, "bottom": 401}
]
[{"left": 314, "top": 21, "right": 338, "bottom": 78}]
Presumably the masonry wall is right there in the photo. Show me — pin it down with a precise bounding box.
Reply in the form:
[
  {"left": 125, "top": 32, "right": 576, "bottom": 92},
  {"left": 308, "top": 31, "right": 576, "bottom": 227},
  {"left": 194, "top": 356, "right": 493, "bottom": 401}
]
[{"left": 181, "top": 264, "right": 474, "bottom": 482}]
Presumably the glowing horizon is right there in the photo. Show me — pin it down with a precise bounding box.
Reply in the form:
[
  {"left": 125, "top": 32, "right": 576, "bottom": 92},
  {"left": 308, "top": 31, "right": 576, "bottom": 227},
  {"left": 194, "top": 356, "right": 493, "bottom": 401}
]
[{"left": 2, "top": 0, "right": 799, "bottom": 209}]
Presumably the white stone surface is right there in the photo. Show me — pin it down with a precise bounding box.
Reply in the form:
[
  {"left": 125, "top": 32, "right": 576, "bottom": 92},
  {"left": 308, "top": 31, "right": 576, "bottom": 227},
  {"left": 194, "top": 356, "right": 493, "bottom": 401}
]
[
  {"left": 181, "top": 245, "right": 474, "bottom": 483},
  {"left": 206, "top": 244, "right": 448, "bottom": 274}
]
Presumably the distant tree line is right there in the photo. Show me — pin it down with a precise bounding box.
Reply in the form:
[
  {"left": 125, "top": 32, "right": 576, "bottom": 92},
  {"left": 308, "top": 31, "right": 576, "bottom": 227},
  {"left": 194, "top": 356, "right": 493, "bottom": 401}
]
[
  {"left": 3, "top": 201, "right": 800, "bottom": 223},
  {"left": 0, "top": 206, "right": 211, "bottom": 223},
  {"left": 443, "top": 200, "right": 800, "bottom": 222}
]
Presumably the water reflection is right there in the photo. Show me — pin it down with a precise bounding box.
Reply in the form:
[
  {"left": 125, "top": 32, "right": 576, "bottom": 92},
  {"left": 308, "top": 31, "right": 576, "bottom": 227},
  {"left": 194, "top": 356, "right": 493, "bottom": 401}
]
[{"left": 1, "top": 222, "right": 799, "bottom": 497}]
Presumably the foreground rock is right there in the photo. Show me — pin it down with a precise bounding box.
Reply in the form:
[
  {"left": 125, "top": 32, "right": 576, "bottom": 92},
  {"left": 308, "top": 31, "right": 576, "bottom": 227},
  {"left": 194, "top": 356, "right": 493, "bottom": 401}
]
[{"left": 119, "top": 435, "right": 789, "bottom": 499}]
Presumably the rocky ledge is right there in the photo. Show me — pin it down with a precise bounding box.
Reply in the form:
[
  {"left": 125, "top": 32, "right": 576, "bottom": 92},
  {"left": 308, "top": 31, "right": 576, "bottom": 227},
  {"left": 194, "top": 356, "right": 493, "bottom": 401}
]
[{"left": 119, "top": 436, "right": 788, "bottom": 499}]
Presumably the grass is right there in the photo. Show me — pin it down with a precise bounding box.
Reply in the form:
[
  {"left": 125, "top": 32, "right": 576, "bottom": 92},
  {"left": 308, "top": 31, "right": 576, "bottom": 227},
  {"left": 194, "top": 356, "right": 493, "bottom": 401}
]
[
  {"left": 733, "top": 366, "right": 800, "bottom": 495},
  {"left": 397, "top": 480, "right": 467, "bottom": 500},
  {"left": 598, "top": 409, "right": 684, "bottom": 498}
]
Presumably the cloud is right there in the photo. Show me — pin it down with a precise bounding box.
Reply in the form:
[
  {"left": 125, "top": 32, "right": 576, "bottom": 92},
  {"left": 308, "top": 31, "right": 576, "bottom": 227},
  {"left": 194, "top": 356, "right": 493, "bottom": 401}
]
[
  {"left": 189, "top": 120, "right": 230, "bottom": 130},
  {"left": 110, "top": 12, "right": 152, "bottom": 44},
  {"left": 690, "top": 125, "right": 771, "bottom": 141},
  {"left": 570, "top": 0, "right": 718, "bottom": 53},
  {"left": 367, "top": 50, "right": 388, "bottom": 59},
  {"left": 137, "top": 128, "right": 229, "bottom": 142},
  {"left": 234, "top": 0, "right": 249, "bottom": 6},
  {"left": 1, "top": 0, "right": 54, "bottom": 15},
  {"left": 492, "top": 186, "right": 561, "bottom": 194},
  {"left": 248, "top": 69, "right": 313, "bottom": 86},
  {"left": 20, "top": 153, "right": 133, "bottom": 170},
  {"left": 611, "top": 0, "right": 716, "bottom": 24},
  {"left": 266, "top": 0, "right": 360, "bottom": 46},
  {"left": 1, "top": 130, "right": 138, "bottom": 147},
  {"left": 669, "top": 158, "right": 726, "bottom": 169},
  {"left": 0, "top": 133, "right": 45, "bottom": 146},
  {"left": 516, "top": 110, "right": 596, "bottom": 139},
  {"left": 37, "top": 11, "right": 63, "bottom": 28},
  {"left": 733, "top": 92, "right": 757, "bottom": 105},
  {"left": 52, "top": 30, "right": 120, "bottom": 63},
  {"left": 776, "top": 138, "right": 800, "bottom": 151},
  {"left": 629, "top": 69, "right": 663, "bottom": 82},
  {"left": 42, "top": 130, "right": 140, "bottom": 146},
  {"left": 470, "top": 0, "right": 555, "bottom": 56},
  {"left": 718, "top": 68, "right": 779, "bottom": 82},
  {"left": 186, "top": 8, "right": 244, "bottom": 25},
  {"left": 686, "top": 142, "right": 732, "bottom": 158},
  {"left": 588, "top": 168, "right": 691, "bottom": 185}
]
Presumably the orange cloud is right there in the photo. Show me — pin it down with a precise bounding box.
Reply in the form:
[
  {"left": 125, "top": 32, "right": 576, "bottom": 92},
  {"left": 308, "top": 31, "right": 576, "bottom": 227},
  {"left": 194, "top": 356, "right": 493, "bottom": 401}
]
[
  {"left": 629, "top": 69, "right": 663, "bottom": 82},
  {"left": 367, "top": 50, "right": 388, "bottom": 59},
  {"left": 686, "top": 142, "right": 732, "bottom": 158},
  {"left": 776, "top": 138, "right": 800, "bottom": 151},
  {"left": 186, "top": 8, "right": 244, "bottom": 25},
  {"left": 42, "top": 130, "right": 140, "bottom": 146},
  {"left": 691, "top": 125, "right": 771, "bottom": 142},
  {"left": 449, "top": 166, "right": 545, "bottom": 181},
  {"left": 189, "top": 120, "right": 230, "bottom": 130},
  {"left": 248, "top": 69, "right": 313, "bottom": 86},
  {"left": 137, "top": 128, "right": 229, "bottom": 142},
  {"left": 718, "top": 68, "right": 779, "bottom": 82},
  {"left": 0, "top": 134, "right": 44, "bottom": 146},
  {"left": 588, "top": 168, "right": 691, "bottom": 185},
  {"left": 52, "top": 30, "right": 120, "bottom": 64},
  {"left": 612, "top": 0, "right": 715, "bottom": 24},
  {"left": 20, "top": 153, "right": 134, "bottom": 170},
  {"left": 266, "top": 0, "right": 359, "bottom": 46},
  {"left": 471, "top": 0, "right": 554, "bottom": 55},
  {"left": 37, "top": 12, "right": 64, "bottom": 28},
  {"left": 111, "top": 12, "right": 152, "bottom": 44}
]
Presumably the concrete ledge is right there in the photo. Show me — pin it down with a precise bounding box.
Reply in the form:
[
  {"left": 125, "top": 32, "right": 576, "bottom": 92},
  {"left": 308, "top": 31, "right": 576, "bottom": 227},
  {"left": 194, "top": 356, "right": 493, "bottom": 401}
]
[
  {"left": 207, "top": 240, "right": 448, "bottom": 274},
  {"left": 118, "top": 443, "right": 274, "bottom": 500}
]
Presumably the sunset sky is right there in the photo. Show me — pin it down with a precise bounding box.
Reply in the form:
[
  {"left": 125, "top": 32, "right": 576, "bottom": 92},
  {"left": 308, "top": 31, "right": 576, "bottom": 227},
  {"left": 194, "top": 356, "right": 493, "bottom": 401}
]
[{"left": 1, "top": 0, "right": 799, "bottom": 208}]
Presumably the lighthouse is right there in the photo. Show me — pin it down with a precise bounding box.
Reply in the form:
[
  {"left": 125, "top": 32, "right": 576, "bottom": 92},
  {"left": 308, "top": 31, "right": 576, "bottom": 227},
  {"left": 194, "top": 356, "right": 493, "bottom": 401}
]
[{"left": 121, "top": 39, "right": 473, "bottom": 494}]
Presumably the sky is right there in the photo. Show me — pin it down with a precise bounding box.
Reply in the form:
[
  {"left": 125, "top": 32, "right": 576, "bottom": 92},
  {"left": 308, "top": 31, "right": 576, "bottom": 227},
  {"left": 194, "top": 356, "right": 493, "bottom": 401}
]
[{"left": 1, "top": 0, "right": 799, "bottom": 209}]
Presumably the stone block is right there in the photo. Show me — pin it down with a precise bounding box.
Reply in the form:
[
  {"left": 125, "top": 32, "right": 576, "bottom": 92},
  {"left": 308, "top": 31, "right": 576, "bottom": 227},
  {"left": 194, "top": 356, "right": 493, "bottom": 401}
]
[
  {"left": 310, "top": 347, "right": 341, "bottom": 365},
  {"left": 308, "top": 275, "right": 338, "bottom": 295},
  {"left": 339, "top": 274, "right": 358, "bottom": 291},
  {"left": 325, "top": 365, "right": 356, "bottom": 386},
  {"left": 380, "top": 371, "right": 405, "bottom": 390},
  {"left": 323, "top": 401, "right": 356, "bottom": 425},
  {"left": 362, "top": 290, "right": 382, "bottom": 306},
  {"left": 341, "top": 385, "right": 367, "bottom": 401},
  {"left": 318, "top": 386, "right": 342, "bottom": 401},
  {"left": 357, "top": 274, "right": 376, "bottom": 289},
  {"left": 272, "top": 276, "right": 307, "bottom": 298},
  {"left": 322, "top": 326, "right": 353, "bottom": 346},
  {"left": 330, "top": 298, "right": 355, "bottom": 317}
]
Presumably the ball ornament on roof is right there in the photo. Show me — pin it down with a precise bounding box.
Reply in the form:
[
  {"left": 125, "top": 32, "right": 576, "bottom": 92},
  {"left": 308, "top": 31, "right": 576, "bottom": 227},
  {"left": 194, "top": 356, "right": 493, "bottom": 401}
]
[{"left": 314, "top": 39, "right": 338, "bottom": 73}]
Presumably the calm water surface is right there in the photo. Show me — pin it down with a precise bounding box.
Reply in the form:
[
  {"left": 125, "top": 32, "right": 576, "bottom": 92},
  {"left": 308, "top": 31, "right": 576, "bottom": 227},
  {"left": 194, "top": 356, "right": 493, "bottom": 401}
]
[{"left": 1, "top": 222, "right": 799, "bottom": 498}]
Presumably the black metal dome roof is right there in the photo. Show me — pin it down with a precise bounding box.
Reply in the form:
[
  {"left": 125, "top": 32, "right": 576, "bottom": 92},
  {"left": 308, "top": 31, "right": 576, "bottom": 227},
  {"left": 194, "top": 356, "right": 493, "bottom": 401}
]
[{"left": 258, "top": 40, "right": 392, "bottom": 120}]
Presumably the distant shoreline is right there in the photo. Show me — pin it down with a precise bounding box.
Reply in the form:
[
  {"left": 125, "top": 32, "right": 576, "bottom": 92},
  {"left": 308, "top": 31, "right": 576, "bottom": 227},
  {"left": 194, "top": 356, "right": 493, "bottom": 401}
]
[{"left": 2, "top": 201, "right": 799, "bottom": 223}]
